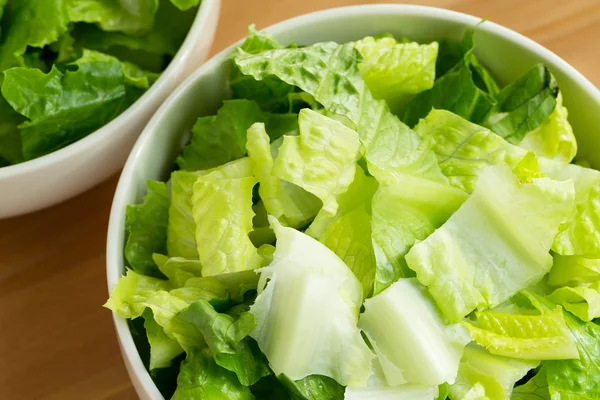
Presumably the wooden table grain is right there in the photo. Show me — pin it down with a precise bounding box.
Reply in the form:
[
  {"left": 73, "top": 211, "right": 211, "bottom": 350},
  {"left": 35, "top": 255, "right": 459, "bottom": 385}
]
[{"left": 1, "top": 0, "right": 599, "bottom": 399}]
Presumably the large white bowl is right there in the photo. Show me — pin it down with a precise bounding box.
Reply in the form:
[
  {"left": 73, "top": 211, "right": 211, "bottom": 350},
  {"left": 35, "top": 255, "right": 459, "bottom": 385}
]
[
  {"left": 107, "top": 4, "right": 600, "bottom": 399},
  {"left": 0, "top": 0, "right": 220, "bottom": 218}
]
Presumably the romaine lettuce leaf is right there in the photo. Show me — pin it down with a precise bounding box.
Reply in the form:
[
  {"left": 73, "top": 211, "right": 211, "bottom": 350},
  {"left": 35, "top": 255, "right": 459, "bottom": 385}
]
[
  {"left": 371, "top": 176, "right": 467, "bottom": 294},
  {"left": 549, "top": 282, "right": 600, "bottom": 322},
  {"left": 172, "top": 347, "right": 254, "bottom": 400},
  {"left": 153, "top": 254, "right": 202, "bottom": 288},
  {"left": 464, "top": 308, "right": 578, "bottom": 360},
  {"left": 415, "top": 109, "right": 527, "bottom": 193},
  {"left": 405, "top": 164, "right": 575, "bottom": 322},
  {"left": 250, "top": 218, "right": 373, "bottom": 385},
  {"left": 547, "top": 254, "right": 600, "bottom": 287},
  {"left": 178, "top": 300, "right": 270, "bottom": 386},
  {"left": 246, "top": 122, "right": 321, "bottom": 229},
  {"left": 519, "top": 93, "right": 577, "bottom": 163},
  {"left": 233, "top": 41, "right": 446, "bottom": 185},
  {"left": 449, "top": 344, "right": 538, "bottom": 400},
  {"left": 486, "top": 65, "right": 559, "bottom": 144},
  {"left": 67, "top": 0, "right": 159, "bottom": 35},
  {"left": 354, "top": 36, "right": 438, "bottom": 109},
  {"left": 279, "top": 374, "right": 345, "bottom": 400},
  {"left": 2, "top": 50, "right": 145, "bottom": 160},
  {"left": 0, "top": 96, "right": 24, "bottom": 164},
  {"left": 124, "top": 180, "right": 169, "bottom": 278},
  {"left": 273, "top": 108, "right": 360, "bottom": 223},
  {"left": 176, "top": 99, "right": 298, "bottom": 171},
  {"left": 511, "top": 367, "right": 550, "bottom": 400},
  {"left": 143, "top": 309, "right": 184, "bottom": 370},
  {"left": 0, "top": 0, "right": 69, "bottom": 71},
  {"left": 191, "top": 175, "right": 261, "bottom": 276},
  {"left": 359, "top": 278, "right": 470, "bottom": 386}
]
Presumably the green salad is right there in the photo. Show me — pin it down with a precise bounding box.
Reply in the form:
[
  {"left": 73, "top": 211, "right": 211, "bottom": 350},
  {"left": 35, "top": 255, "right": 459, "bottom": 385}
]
[
  {"left": 106, "top": 25, "right": 600, "bottom": 399},
  {"left": 0, "top": 0, "right": 201, "bottom": 167}
]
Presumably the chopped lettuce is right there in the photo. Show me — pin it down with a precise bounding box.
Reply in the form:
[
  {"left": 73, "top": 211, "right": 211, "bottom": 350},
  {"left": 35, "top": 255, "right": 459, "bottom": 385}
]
[
  {"left": 250, "top": 218, "right": 373, "bottom": 385},
  {"left": 549, "top": 282, "right": 600, "bottom": 322},
  {"left": 124, "top": 180, "right": 169, "bottom": 278},
  {"left": 449, "top": 344, "right": 538, "bottom": 400},
  {"left": 547, "top": 254, "right": 600, "bottom": 287},
  {"left": 405, "top": 164, "right": 575, "bottom": 322},
  {"left": 143, "top": 309, "right": 184, "bottom": 370},
  {"left": 359, "top": 279, "right": 470, "bottom": 386}
]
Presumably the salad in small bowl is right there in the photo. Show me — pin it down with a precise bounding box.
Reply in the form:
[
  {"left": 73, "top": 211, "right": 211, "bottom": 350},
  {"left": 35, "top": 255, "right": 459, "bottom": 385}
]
[
  {"left": 0, "top": 0, "right": 219, "bottom": 217},
  {"left": 106, "top": 5, "right": 600, "bottom": 400}
]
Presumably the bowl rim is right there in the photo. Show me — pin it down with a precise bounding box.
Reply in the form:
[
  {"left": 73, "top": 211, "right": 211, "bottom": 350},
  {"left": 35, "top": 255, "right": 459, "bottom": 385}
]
[
  {"left": 107, "top": 4, "right": 600, "bottom": 398},
  {"left": 0, "top": 0, "right": 219, "bottom": 178}
]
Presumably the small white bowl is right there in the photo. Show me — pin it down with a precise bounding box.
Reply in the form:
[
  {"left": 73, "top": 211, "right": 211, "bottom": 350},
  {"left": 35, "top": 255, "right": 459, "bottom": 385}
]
[
  {"left": 0, "top": 0, "right": 220, "bottom": 218},
  {"left": 107, "top": 5, "right": 600, "bottom": 399}
]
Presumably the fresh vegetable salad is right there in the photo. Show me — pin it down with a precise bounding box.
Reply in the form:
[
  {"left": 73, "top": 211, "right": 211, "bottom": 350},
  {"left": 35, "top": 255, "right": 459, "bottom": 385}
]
[
  {"left": 106, "top": 25, "right": 600, "bottom": 400},
  {"left": 0, "top": 0, "right": 201, "bottom": 166}
]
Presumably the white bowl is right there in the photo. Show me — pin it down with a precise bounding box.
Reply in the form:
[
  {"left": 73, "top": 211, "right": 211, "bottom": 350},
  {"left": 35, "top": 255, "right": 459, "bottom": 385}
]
[
  {"left": 0, "top": 0, "right": 220, "bottom": 218},
  {"left": 106, "top": 4, "right": 600, "bottom": 399}
]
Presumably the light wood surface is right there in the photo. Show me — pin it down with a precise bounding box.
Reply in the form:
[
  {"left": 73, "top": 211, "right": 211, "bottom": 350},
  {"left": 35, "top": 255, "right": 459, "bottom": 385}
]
[{"left": 1, "top": 0, "right": 599, "bottom": 399}]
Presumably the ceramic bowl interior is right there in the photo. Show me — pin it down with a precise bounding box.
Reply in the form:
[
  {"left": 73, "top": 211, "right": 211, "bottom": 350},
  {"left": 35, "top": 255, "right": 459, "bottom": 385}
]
[{"left": 107, "top": 5, "right": 600, "bottom": 399}]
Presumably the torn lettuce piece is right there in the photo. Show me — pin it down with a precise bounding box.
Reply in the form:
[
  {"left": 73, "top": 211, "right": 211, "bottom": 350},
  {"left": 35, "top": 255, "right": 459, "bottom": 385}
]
[
  {"left": 246, "top": 122, "right": 321, "bottom": 229},
  {"left": 415, "top": 109, "right": 527, "bottom": 193},
  {"left": 354, "top": 36, "right": 438, "bottom": 110},
  {"left": 519, "top": 93, "right": 577, "bottom": 163},
  {"left": 191, "top": 175, "right": 261, "bottom": 276},
  {"left": 486, "top": 65, "right": 559, "bottom": 144},
  {"left": 250, "top": 218, "right": 374, "bottom": 385},
  {"left": 142, "top": 309, "right": 184, "bottom": 370},
  {"left": 539, "top": 161, "right": 600, "bottom": 258},
  {"left": 321, "top": 206, "right": 376, "bottom": 298},
  {"left": 171, "top": 347, "right": 254, "bottom": 400},
  {"left": 273, "top": 108, "right": 361, "bottom": 219},
  {"left": 125, "top": 180, "right": 169, "bottom": 278},
  {"left": 511, "top": 367, "right": 550, "bottom": 400},
  {"left": 405, "top": 164, "right": 575, "bottom": 322},
  {"left": 233, "top": 41, "right": 446, "bottom": 185},
  {"left": 0, "top": 96, "right": 25, "bottom": 164},
  {"left": 104, "top": 270, "right": 205, "bottom": 350},
  {"left": 371, "top": 176, "right": 467, "bottom": 295},
  {"left": 167, "top": 158, "right": 253, "bottom": 259},
  {"left": 279, "top": 374, "right": 345, "bottom": 400},
  {"left": 359, "top": 278, "right": 470, "bottom": 387},
  {"left": 549, "top": 282, "right": 600, "bottom": 322},
  {"left": 176, "top": 99, "right": 297, "bottom": 171},
  {"left": 67, "top": 0, "right": 159, "bottom": 35},
  {"left": 178, "top": 300, "right": 270, "bottom": 386},
  {"left": 153, "top": 254, "right": 202, "bottom": 287},
  {"left": 464, "top": 308, "right": 578, "bottom": 360},
  {"left": 449, "top": 344, "right": 538, "bottom": 400},
  {"left": 547, "top": 254, "right": 600, "bottom": 287},
  {"left": 307, "top": 165, "right": 378, "bottom": 240}
]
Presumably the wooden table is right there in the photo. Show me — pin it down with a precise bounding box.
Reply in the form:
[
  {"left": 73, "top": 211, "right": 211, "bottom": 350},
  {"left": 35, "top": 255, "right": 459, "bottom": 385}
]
[{"left": 1, "top": 0, "right": 599, "bottom": 398}]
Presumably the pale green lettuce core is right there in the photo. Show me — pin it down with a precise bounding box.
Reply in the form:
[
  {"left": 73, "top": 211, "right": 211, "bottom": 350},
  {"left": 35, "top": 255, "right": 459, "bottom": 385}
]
[
  {"left": 405, "top": 164, "right": 575, "bottom": 322},
  {"left": 354, "top": 36, "right": 438, "bottom": 110},
  {"left": 359, "top": 279, "right": 470, "bottom": 387},
  {"left": 449, "top": 344, "right": 538, "bottom": 400},
  {"left": 250, "top": 218, "right": 374, "bottom": 386}
]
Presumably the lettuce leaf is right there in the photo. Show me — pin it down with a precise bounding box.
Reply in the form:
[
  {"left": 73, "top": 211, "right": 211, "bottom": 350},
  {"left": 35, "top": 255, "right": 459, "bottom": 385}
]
[
  {"left": 449, "top": 344, "right": 538, "bottom": 400},
  {"left": 405, "top": 164, "right": 575, "bottom": 322},
  {"left": 67, "top": 0, "right": 159, "bottom": 35},
  {"left": 415, "top": 109, "right": 527, "bottom": 193},
  {"left": 511, "top": 367, "right": 550, "bottom": 400},
  {"left": 177, "top": 99, "right": 298, "bottom": 171},
  {"left": 354, "top": 36, "right": 438, "bottom": 110},
  {"left": 279, "top": 374, "right": 345, "bottom": 400},
  {"left": 464, "top": 308, "right": 578, "bottom": 360},
  {"left": 2, "top": 50, "right": 147, "bottom": 160},
  {"left": 233, "top": 41, "right": 446, "bottom": 185},
  {"left": 273, "top": 108, "right": 360, "bottom": 222},
  {"left": 152, "top": 254, "right": 202, "bottom": 288},
  {"left": 371, "top": 176, "right": 467, "bottom": 294},
  {"left": 178, "top": 300, "right": 270, "bottom": 386},
  {"left": 359, "top": 278, "right": 470, "bottom": 386},
  {"left": 191, "top": 175, "right": 261, "bottom": 276},
  {"left": 549, "top": 282, "right": 600, "bottom": 322},
  {"left": 172, "top": 347, "right": 254, "bottom": 400},
  {"left": 246, "top": 122, "right": 321, "bottom": 229},
  {"left": 486, "top": 65, "right": 559, "bottom": 144},
  {"left": 519, "top": 93, "right": 577, "bottom": 163},
  {"left": 0, "top": 96, "right": 24, "bottom": 164},
  {"left": 143, "top": 309, "right": 184, "bottom": 370},
  {"left": 125, "top": 180, "right": 169, "bottom": 278},
  {"left": 547, "top": 254, "right": 600, "bottom": 287},
  {"left": 250, "top": 218, "right": 373, "bottom": 385}
]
